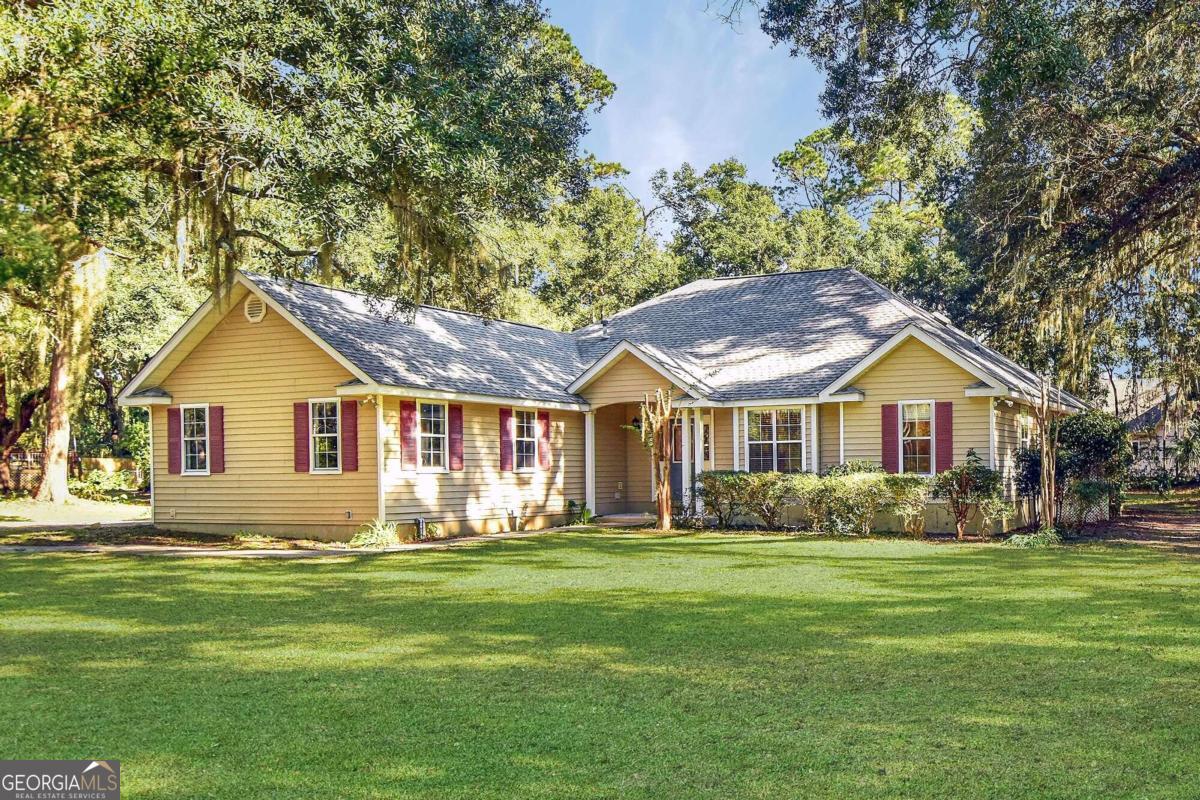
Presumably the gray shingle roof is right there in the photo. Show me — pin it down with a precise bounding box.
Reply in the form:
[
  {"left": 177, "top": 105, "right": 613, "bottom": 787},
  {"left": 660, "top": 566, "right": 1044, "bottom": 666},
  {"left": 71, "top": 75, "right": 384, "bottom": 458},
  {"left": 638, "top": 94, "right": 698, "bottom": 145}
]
[
  {"left": 245, "top": 273, "right": 589, "bottom": 405},
  {"left": 243, "top": 268, "right": 1085, "bottom": 410}
]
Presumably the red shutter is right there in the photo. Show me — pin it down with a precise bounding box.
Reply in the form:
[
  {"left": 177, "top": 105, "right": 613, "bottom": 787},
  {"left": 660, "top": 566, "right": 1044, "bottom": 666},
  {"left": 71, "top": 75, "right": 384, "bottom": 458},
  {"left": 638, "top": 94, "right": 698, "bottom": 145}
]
[
  {"left": 881, "top": 404, "right": 899, "bottom": 473},
  {"left": 499, "top": 407, "right": 514, "bottom": 472},
  {"left": 537, "top": 410, "right": 551, "bottom": 470},
  {"left": 449, "top": 404, "right": 464, "bottom": 471},
  {"left": 400, "top": 401, "right": 417, "bottom": 471},
  {"left": 935, "top": 401, "right": 954, "bottom": 472},
  {"left": 209, "top": 406, "right": 225, "bottom": 473},
  {"left": 167, "top": 407, "right": 182, "bottom": 475},
  {"left": 341, "top": 400, "right": 358, "bottom": 471},
  {"left": 293, "top": 402, "right": 309, "bottom": 472}
]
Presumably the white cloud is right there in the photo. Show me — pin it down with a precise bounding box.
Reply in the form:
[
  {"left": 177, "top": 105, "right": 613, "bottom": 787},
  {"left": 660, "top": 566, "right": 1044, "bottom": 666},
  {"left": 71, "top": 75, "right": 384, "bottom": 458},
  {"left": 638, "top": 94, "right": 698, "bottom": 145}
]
[{"left": 549, "top": 0, "right": 825, "bottom": 207}]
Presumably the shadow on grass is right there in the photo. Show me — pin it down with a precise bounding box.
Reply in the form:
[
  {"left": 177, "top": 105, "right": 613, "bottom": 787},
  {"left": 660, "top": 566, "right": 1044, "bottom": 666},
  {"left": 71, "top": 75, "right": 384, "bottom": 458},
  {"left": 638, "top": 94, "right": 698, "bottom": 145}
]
[{"left": 1, "top": 535, "right": 1198, "bottom": 799}]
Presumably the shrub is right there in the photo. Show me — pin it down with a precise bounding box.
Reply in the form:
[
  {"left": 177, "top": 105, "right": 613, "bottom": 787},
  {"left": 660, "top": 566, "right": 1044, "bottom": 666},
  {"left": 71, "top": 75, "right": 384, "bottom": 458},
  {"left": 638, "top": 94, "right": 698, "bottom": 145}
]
[
  {"left": 740, "top": 471, "right": 792, "bottom": 529},
  {"left": 883, "top": 473, "right": 932, "bottom": 537},
  {"left": 566, "top": 499, "right": 595, "bottom": 525},
  {"left": 696, "top": 471, "right": 749, "bottom": 528},
  {"left": 68, "top": 469, "right": 135, "bottom": 501},
  {"left": 1004, "top": 528, "right": 1063, "bottom": 548},
  {"left": 349, "top": 519, "right": 403, "bottom": 548},
  {"left": 824, "top": 473, "right": 892, "bottom": 535},
  {"left": 822, "top": 460, "right": 881, "bottom": 477},
  {"left": 932, "top": 449, "right": 1006, "bottom": 540}
]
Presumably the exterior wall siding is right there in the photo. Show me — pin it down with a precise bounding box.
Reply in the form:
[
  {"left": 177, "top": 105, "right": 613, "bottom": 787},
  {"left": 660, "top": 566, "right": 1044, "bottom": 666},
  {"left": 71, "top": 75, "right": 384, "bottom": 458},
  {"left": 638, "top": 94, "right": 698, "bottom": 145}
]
[
  {"left": 579, "top": 353, "right": 678, "bottom": 407},
  {"left": 152, "top": 298, "right": 378, "bottom": 539},
  {"left": 593, "top": 404, "right": 630, "bottom": 516},
  {"left": 841, "top": 338, "right": 992, "bottom": 469},
  {"left": 381, "top": 397, "right": 585, "bottom": 530}
]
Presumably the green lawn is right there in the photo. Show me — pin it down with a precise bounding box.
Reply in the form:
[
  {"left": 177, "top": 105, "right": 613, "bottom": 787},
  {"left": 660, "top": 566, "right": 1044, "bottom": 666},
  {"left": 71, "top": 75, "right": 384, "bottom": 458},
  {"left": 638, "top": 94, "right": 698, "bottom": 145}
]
[{"left": 2, "top": 533, "right": 1198, "bottom": 799}]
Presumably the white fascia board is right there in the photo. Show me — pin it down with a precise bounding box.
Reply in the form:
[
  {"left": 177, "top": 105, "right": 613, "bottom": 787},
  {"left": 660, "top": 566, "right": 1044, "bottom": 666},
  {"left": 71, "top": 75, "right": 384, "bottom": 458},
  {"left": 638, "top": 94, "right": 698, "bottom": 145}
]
[
  {"left": 678, "top": 396, "right": 821, "bottom": 408},
  {"left": 566, "top": 340, "right": 708, "bottom": 399},
  {"left": 965, "top": 385, "right": 1009, "bottom": 398},
  {"left": 118, "top": 394, "right": 173, "bottom": 408},
  {"left": 338, "top": 382, "right": 589, "bottom": 412},
  {"left": 819, "top": 324, "right": 1005, "bottom": 400}
]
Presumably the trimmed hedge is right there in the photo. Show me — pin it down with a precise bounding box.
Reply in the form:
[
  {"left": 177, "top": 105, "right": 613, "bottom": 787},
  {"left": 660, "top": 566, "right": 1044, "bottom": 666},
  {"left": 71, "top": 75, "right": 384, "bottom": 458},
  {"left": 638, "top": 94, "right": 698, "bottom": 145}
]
[{"left": 695, "top": 468, "right": 931, "bottom": 535}]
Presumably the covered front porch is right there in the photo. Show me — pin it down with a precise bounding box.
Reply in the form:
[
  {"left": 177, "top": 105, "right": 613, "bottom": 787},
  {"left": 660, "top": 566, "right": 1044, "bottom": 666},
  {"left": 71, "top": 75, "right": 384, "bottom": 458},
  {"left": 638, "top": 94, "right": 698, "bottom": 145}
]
[{"left": 582, "top": 403, "right": 721, "bottom": 517}]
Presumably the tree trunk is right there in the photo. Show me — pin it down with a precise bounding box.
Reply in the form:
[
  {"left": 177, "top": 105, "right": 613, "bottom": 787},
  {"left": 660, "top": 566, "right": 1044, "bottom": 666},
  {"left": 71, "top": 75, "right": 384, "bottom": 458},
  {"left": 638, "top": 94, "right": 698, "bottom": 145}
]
[
  {"left": 35, "top": 337, "right": 72, "bottom": 502},
  {"left": 34, "top": 249, "right": 111, "bottom": 503},
  {"left": 95, "top": 371, "right": 123, "bottom": 448},
  {"left": 656, "top": 424, "right": 672, "bottom": 531}
]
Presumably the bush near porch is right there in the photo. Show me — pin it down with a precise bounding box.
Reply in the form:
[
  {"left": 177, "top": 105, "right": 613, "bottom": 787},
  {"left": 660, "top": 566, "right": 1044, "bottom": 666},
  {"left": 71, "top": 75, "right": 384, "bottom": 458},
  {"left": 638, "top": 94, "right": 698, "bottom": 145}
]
[
  {"left": 697, "top": 456, "right": 1015, "bottom": 538},
  {"left": 697, "top": 466, "right": 938, "bottom": 536}
]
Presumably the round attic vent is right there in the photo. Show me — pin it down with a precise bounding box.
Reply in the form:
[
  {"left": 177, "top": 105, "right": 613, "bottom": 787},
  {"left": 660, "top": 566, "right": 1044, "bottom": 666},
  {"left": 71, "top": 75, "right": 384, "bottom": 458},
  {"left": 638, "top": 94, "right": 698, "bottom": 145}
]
[{"left": 244, "top": 295, "right": 267, "bottom": 323}]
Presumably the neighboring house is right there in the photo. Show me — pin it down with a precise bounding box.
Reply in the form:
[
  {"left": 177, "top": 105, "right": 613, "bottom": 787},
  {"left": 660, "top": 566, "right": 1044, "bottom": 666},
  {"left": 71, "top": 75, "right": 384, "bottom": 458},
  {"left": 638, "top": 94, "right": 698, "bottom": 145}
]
[
  {"left": 1126, "top": 394, "right": 1197, "bottom": 478},
  {"left": 118, "top": 268, "right": 1084, "bottom": 539}
]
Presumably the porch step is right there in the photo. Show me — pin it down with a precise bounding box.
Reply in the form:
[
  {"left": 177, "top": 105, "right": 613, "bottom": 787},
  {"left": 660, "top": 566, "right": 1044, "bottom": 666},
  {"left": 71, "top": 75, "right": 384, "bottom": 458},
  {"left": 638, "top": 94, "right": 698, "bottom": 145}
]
[{"left": 592, "top": 513, "right": 655, "bottom": 528}]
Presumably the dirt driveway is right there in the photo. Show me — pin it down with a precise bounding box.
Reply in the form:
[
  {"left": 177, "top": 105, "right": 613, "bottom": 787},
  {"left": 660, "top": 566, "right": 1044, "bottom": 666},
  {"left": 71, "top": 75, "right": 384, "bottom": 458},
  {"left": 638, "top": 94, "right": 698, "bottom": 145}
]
[{"left": 1082, "top": 490, "right": 1200, "bottom": 553}]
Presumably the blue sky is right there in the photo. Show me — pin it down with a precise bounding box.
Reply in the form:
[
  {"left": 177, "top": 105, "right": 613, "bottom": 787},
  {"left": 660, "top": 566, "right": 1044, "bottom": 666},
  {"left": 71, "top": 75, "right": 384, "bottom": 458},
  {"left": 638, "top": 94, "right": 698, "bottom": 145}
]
[{"left": 545, "top": 0, "right": 828, "bottom": 206}]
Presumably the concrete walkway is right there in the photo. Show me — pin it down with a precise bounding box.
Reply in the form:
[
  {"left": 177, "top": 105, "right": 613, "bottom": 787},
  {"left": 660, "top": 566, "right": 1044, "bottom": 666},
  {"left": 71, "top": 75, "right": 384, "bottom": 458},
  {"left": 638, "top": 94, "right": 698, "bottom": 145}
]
[{"left": 0, "top": 528, "right": 569, "bottom": 559}]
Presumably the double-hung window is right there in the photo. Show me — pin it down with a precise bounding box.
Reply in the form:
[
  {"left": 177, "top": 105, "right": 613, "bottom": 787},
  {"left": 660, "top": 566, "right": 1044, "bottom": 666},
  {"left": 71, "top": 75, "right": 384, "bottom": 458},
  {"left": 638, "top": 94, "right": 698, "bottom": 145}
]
[
  {"left": 182, "top": 405, "right": 209, "bottom": 475},
  {"left": 419, "top": 402, "right": 447, "bottom": 470},
  {"left": 900, "top": 401, "right": 933, "bottom": 475},
  {"left": 310, "top": 399, "right": 341, "bottom": 472},
  {"left": 514, "top": 409, "right": 537, "bottom": 471},
  {"left": 746, "top": 408, "right": 806, "bottom": 473},
  {"left": 1018, "top": 416, "right": 1035, "bottom": 450}
]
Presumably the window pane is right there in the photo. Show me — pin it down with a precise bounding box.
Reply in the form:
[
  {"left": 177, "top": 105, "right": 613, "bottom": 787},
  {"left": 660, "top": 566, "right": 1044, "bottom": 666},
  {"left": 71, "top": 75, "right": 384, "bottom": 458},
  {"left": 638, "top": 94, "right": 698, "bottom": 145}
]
[
  {"left": 516, "top": 440, "right": 536, "bottom": 470},
  {"left": 314, "top": 436, "right": 338, "bottom": 470},
  {"left": 902, "top": 403, "right": 931, "bottom": 438},
  {"left": 748, "top": 442, "right": 774, "bottom": 473},
  {"left": 185, "top": 439, "right": 207, "bottom": 471},
  {"left": 747, "top": 411, "right": 772, "bottom": 442},
  {"left": 777, "top": 442, "right": 804, "bottom": 474},
  {"left": 420, "top": 403, "right": 445, "bottom": 435},
  {"left": 182, "top": 407, "right": 207, "bottom": 472},
  {"left": 776, "top": 409, "right": 804, "bottom": 442},
  {"left": 421, "top": 439, "right": 444, "bottom": 469},
  {"left": 516, "top": 410, "right": 535, "bottom": 439},
  {"left": 903, "top": 439, "right": 931, "bottom": 474},
  {"left": 671, "top": 420, "right": 683, "bottom": 463}
]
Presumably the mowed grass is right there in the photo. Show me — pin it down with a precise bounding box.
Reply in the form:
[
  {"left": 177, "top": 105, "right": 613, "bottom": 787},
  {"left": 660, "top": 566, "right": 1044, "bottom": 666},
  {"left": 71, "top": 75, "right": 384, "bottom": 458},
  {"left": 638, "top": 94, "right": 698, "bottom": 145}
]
[{"left": 1, "top": 533, "right": 1198, "bottom": 799}]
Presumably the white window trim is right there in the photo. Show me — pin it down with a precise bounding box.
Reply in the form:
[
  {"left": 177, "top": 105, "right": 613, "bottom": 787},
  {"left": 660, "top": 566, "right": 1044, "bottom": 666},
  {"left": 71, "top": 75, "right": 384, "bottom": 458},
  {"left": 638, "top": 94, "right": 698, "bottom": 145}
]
[
  {"left": 899, "top": 399, "right": 936, "bottom": 476},
  {"left": 513, "top": 408, "right": 539, "bottom": 473},
  {"left": 308, "top": 397, "right": 342, "bottom": 475},
  {"left": 743, "top": 406, "right": 808, "bottom": 473},
  {"left": 418, "top": 400, "right": 449, "bottom": 474},
  {"left": 180, "top": 403, "right": 210, "bottom": 476}
]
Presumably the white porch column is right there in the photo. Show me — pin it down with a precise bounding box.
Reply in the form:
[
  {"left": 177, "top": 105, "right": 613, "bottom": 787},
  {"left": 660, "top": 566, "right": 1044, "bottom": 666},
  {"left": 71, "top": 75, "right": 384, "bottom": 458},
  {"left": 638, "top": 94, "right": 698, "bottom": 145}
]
[
  {"left": 988, "top": 401, "right": 997, "bottom": 469},
  {"left": 584, "top": 411, "right": 596, "bottom": 513},
  {"left": 693, "top": 409, "right": 705, "bottom": 513},
  {"left": 732, "top": 405, "right": 741, "bottom": 471},
  {"left": 811, "top": 404, "right": 820, "bottom": 474},
  {"left": 681, "top": 408, "right": 692, "bottom": 508},
  {"left": 838, "top": 402, "right": 845, "bottom": 464}
]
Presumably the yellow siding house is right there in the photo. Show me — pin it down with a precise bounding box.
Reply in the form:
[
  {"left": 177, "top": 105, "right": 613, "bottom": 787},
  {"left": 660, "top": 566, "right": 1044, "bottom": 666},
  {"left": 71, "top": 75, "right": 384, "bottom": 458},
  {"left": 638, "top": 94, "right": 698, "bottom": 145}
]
[{"left": 120, "top": 269, "right": 1083, "bottom": 539}]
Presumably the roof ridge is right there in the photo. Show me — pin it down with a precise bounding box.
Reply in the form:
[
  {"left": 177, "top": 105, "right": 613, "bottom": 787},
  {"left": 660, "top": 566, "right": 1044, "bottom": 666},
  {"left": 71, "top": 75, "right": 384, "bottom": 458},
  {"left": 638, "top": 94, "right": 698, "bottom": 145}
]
[
  {"left": 570, "top": 267, "right": 857, "bottom": 335},
  {"left": 706, "top": 266, "right": 854, "bottom": 282},
  {"left": 241, "top": 270, "right": 566, "bottom": 335}
]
